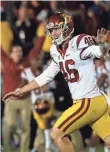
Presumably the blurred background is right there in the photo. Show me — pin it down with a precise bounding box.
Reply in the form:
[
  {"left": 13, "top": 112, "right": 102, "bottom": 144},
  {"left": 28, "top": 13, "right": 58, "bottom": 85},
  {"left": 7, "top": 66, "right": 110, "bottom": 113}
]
[{"left": 1, "top": 1, "right": 110, "bottom": 152}]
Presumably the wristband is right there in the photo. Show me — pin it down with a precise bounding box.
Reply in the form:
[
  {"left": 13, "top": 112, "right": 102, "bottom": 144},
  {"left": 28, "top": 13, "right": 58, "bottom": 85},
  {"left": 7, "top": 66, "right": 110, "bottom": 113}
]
[{"left": 99, "top": 42, "right": 108, "bottom": 48}]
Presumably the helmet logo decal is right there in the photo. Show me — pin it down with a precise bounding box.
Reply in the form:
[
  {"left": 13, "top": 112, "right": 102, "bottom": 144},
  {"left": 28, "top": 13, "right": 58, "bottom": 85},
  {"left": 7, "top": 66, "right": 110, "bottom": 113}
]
[
  {"left": 60, "top": 13, "right": 72, "bottom": 22},
  {"left": 59, "top": 22, "right": 64, "bottom": 25}
]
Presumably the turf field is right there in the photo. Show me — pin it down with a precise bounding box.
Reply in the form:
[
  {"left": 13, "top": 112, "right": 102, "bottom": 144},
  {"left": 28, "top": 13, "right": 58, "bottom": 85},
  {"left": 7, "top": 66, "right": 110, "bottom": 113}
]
[
  {"left": 85, "top": 144, "right": 104, "bottom": 152},
  {"left": 3, "top": 144, "right": 105, "bottom": 152}
]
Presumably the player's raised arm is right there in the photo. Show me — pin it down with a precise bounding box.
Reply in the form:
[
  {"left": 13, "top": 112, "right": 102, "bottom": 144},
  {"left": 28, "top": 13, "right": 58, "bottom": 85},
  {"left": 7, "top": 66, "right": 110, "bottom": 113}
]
[
  {"left": 3, "top": 60, "right": 60, "bottom": 102},
  {"left": 78, "top": 29, "right": 110, "bottom": 60}
]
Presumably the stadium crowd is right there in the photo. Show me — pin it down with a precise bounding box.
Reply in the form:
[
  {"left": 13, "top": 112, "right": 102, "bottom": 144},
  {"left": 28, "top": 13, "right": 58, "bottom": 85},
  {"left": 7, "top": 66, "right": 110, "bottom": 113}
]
[{"left": 1, "top": 1, "right": 110, "bottom": 152}]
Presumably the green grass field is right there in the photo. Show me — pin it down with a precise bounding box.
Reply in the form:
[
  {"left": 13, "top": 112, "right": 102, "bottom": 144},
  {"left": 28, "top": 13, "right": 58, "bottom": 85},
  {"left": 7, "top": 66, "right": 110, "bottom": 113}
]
[
  {"left": 85, "top": 144, "right": 104, "bottom": 152},
  {"left": 4, "top": 144, "right": 105, "bottom": 152},
  {"left": 7, "top": 145, "right": 104, "bottom": 152}
]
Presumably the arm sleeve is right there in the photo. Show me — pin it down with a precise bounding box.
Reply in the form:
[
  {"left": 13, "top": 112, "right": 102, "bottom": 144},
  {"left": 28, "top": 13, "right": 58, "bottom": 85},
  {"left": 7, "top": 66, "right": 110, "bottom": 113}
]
[
  {"left": 34, "top": 60, "right": 60, "bottom": 87},
  {"left": 80, "top": 45, "right": 102, "bottom": 59}
]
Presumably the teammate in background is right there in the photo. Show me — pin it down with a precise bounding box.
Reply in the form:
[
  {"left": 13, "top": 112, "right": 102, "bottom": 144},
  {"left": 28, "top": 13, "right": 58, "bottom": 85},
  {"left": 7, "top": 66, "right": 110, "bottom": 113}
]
[{"left": 3, "top": 13, "right": 110, "bottom": 152}]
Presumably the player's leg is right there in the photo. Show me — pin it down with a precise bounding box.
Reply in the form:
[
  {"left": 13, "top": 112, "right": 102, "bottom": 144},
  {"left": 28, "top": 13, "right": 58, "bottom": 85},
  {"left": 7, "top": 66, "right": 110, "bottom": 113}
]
[
  {"left": 51, "top": 96, "right": 108, "bottom": 152},
  {"left": 51, "top": 127, "right": 74, "bottom": 152},
  {"left": 50, "top": 99, "right": 88, "bottom": 152},
  {"left": 86, "top": 105, "right": 110, "bottom": 152},
  {"left": 91, "top": 106, "right": 110, "bottom": 150},
  {"left": 71, "top": 130, "right": 85, "bottom": 152},
  {"left": 85, "top": 104, "right": 110, "bottom": 152},
  {"left": 54, "top": 109, "right": 84, "bottom": 152},
  {"left": 86, "top": 104, "right": 110, "bottom": 152}
]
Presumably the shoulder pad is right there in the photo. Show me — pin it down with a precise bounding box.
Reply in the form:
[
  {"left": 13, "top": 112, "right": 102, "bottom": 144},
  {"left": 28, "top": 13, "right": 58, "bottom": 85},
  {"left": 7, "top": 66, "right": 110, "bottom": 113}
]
[{"left": 76, "top": 34, "right": 95, "bottom": 49}]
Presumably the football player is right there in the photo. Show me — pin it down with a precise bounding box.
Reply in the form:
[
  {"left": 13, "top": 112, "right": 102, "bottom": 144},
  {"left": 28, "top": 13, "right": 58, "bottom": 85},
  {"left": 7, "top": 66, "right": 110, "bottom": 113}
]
[{"left": 3, "top": 13, "right": 110, "bottom": 152}]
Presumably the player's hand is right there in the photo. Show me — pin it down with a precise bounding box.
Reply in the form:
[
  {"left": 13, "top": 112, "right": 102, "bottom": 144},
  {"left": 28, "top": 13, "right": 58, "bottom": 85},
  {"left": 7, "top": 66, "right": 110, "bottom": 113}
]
[
  {"left": 92, "top": 28, "right": 110, "bottom": 44},
  {"left": 2, "top": 90, "right": 22, "bottom": 103}
]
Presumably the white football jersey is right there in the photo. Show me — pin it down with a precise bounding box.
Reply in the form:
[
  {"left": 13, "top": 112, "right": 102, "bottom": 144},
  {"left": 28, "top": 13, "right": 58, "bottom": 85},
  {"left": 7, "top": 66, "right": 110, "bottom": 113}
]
[
  {"left": 21, "top": 68, "right": 54, "bottom": 104},
  {"left": 35, "top": 34, "right": 102, "bottom": 100}
]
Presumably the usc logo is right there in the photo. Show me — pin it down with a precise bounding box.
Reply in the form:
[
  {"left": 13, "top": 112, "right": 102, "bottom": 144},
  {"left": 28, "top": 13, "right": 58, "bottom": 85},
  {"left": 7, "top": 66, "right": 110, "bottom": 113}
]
[{"left": 60, "top": 13, "right": 72, "bottom": 22}]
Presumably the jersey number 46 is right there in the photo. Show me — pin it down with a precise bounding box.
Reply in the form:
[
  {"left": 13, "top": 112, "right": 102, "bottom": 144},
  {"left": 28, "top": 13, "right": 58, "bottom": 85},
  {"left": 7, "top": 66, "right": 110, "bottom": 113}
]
[{"left": 59, "top": 59, "right": 79, "bottom": 83}]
